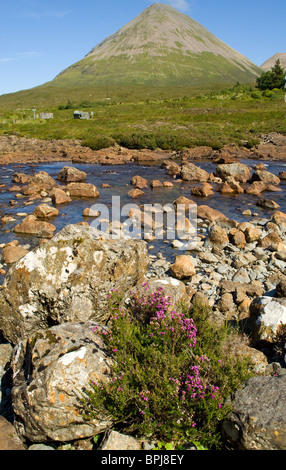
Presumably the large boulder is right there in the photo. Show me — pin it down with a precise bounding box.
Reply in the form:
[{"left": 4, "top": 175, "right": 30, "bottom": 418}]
[
  {"left": 250, "top": 169, "right": 280, "bottom": 186},
  {"left": 29, "top": 171, "right": 57, "bottom": 190},
  {"left": 57, "top": 166, "right": 87, "bottom": 183},
  {"left": 180, "top": 163, "right": 210, "bottom": 181},
  {"left": 124, "top": 277, "right": 192, "bottom": 312},
  {"left": 13, "top": 215, "right": 56, "bottom": 237},
  {"left": 222, "top": 372, "right": 286, "bottom": 450},
  {"left": 11, "top": 321, "right": 113, "bottom": 443},
  {"left": 249, "top": 296, "right": 286, "bottom": 344},
  {"left": 66, "top": 183, "right": 99, "bottom": 198},
  {"left": 0, "top": 224, "right": 149, "bottom": 344},
  {"left": 215, "top": 163, "right": 251, "bottom": 183}
]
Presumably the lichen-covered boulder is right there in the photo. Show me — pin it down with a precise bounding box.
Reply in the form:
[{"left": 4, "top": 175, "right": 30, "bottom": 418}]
[
  {"left": 249, "top": 296, "right": 286, "bottom": 344},
  {"left": 0, "top": 224, "right": 149, "bottom": 344},
  {"left": 11, "top": 322, "right": 113, "bottom": 443}
]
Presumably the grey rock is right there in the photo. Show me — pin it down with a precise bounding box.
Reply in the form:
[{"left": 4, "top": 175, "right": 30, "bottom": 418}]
[
  {"left": 0, "top": 224, "right": 149, "bottom": 344},
  {"left": 222, "top": 372, "right": 286, "bottom": 450},
  {"left": 11, "top": 321, "right": 113, "bottom": 443}
]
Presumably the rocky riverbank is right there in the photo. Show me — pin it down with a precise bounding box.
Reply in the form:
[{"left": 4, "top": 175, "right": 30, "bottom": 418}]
[
  {"left": 0, "top": 134, "right": 286, "bottom": 450},
  {"left": 0, "top": 131, "right": 286, "bottom": 165}
]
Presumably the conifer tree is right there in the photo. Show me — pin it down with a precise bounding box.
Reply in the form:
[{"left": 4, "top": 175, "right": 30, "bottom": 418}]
[{"left": 256, "top": 59, "right": 285, "bottom": 90}]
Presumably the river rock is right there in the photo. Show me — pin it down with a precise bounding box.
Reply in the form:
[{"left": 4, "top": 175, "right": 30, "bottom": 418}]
[
  {"left": 173, "top": 196, "right": 196, "bottom": 212},
  {"left": 1, "top": 245, "right": 29, "bottom": 264},
  {"left": 125, "top": 277, "right": 192, "bottom": 312},
  {"left": 196, "top": 205, "right": 227, "bottom": 221},
  {"left": 205, "top": 225, "right": 229, "bottom": 248},
  {"left": 150, "top": 179, "right": 163, "bottom": 188},
  {"left": 222, "top": 372, "right": 286, "bottom": 450},
  {"left": 49, "top": 187, "right": 72, "bottom": 205},
  {"left": 0, "top": 224, "right": 148, "bottom": 344},
  {"left": 33, "top": 203, "right": 59, "bottom": 219},
  {"left": 180, "top": 163, "right": 210, "bottom": 181},
  {"left": 13, "top": 215, "right": 56, "bottom": 237},
  {"left": 30, "top": 171, "right": 57, "bottom": 190},
  {"left": 99, "top": 430, "right": 141, "bottom": 450},
  {"left": 256, "top": 199, "right": 280, "bottom": 210},
  {"left": 249, "top": 296, "right": 286, "bottom": 344},
  {"left": 0, "top": 416, "right": 26, "bottom": 450},
  {"left": 57, "top": 166, "right": 87, "bottom": 182},
  {"left": 215, "top": 163, "right": 251, "bottom": 183},
  {"left": 11, "top": 321, "right": 113, "bottom": 443},
  {"left": 130, "top": 175, "right": 148, "bottom": 189},
  {"left": 161, "top": 160, "right": 181, "bottom": 176},
  {"left": 12, "top": 173, "right": 31, "bottom": 184},
  {"left": 66, "top": 183, "right": 99, "bottom": 198},
  {"left": 169, "top": 255, "right": 196, "bottom": 280},
  {"left": 128, "top": 188, "right": 145, "bottom": 198},
  {"left": 191, "top": 182, "right": 214, "bottom": 197},
  {"left": 82, "top": 207, "right": 100, "bottom": 217},
  {"left": 271, "top": 211, "right": 286, "bottom": 232},
  {"left": 250, "top": 169, "right": 280, "bottom": 186},
  {"left": 245, "top": 181, "right": 266, "bottom": 195}
]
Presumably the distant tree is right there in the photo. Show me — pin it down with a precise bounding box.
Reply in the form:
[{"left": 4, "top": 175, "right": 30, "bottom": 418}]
[{"left": 256, "top": 59, "right": 285, "bottom": 90}]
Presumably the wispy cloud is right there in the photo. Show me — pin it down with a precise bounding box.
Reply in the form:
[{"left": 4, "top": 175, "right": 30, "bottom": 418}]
[
  {"left": 158, "top": 0, "right": 191, "bottom": 12},
  {"left": 25, "top": 9, "right": 71, "bottom": 18},
  {"left": 0, "top": 51, "right": 40, "bottom": 63}
]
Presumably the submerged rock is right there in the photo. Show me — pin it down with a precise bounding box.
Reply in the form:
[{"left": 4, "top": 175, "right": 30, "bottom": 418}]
[{"left": 0, "top": 224, "right": 149, "bottom": 344}]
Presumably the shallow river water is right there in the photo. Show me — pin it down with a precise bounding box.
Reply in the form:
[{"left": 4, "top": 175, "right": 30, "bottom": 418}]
[{"left": 0, "top": 158, "right": 286, "bottom": 274}]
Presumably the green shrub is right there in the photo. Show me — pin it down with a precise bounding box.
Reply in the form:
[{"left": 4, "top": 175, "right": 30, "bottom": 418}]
[
  {"left": 81, "top": 134, "right": 116, "bottom": 150},
  {"left": 81, "top": 285, "right": 254, "bottom": 449}
]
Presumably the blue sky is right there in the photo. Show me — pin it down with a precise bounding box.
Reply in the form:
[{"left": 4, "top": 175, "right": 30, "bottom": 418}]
[{"left": 1, "top": 0, "right": 285, "bottom": 95}]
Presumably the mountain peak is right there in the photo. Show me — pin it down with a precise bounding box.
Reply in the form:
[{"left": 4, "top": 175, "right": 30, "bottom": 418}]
[
  {"left": 261, "top": 53, "right": 286, "bottom": 70},
  {"left": 55, "top": 4, "right": 260, "bottom": 87}
]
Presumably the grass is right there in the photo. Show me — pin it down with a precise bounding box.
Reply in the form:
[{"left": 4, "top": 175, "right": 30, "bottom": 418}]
[{"left": 0, "top": 83, "right": 285, "bottom": 151}]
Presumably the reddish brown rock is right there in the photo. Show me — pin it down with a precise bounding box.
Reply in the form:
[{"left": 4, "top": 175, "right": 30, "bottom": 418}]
[
  {"left": 169, "top": 255, "right": 196, "bottom": 279},
  {"left": 50, "top": 188, "right": 72, "bottom": 205},
  {"left": 130, "top": 175, "right": 148, "bottom": 189},
  {"left": 82, "top": 208, "right": 100, "bottom": 217},
  {"left": 0, "top": 416, "right": 25, "bottom": 450},
  {"left": 128, "top": 188, "right": 145, "bottom": 198},
  {"left": 12, "top": 173, "right": 31, "bottom": 184},
  {"left": 163, "top": 181, "right": 174, "bottom": 187},
  {"left": 57, "top": 166, "right": 87, "bottom": 182},
  {"left": 191, "top": 182, "right": 214, "bottom": 197},
  {"left": 14, "top": 215, "right": 56, "bottom": 236},
  {"left": 150, "top": 180, "right": 163, "bottom": 188},
  {"left": 66, "top": 183, "right": 100, "bottom": 198},
  {"left": 181, "top": 163, "right": 210, "bottom": 181},
  {"left": 30, "top": 171, "right": 57, "bottom": 190},
  {"left": 250, "top": 170, "right": 280, "bottom": 186},
  {"left": 33, "top": 204, "right": 59, "bottom": 219},
  {"left": 197, "top": 205, "right": 228, "bottom": 221},
  {"left": 173, "top": 196, "right": 196, "bottom": 212},
  {"left": 245, "top": 181, "right": 266, "bottom": 195},
  {"left": 1, "top": 245, "right": 29, "bottom": 264}
]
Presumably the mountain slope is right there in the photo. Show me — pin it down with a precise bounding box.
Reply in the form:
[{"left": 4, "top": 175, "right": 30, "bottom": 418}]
[
  {"left": 53, "top": 3, "right": 260, "bottom": 87},
  {"left": 261, "top": 53, "right": 286, "bottom": 71}
]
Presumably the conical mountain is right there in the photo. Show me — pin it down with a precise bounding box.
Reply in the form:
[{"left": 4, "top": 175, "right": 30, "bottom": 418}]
[
  {"left": 50, "top": 3, "right": 261, "bottom": 87},
  {"left": 261, "top": 53, "right": 286, "bottom": 71}
]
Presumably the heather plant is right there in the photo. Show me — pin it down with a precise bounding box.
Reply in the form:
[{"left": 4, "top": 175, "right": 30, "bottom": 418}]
[{"left": 82, "top": 285, "right": 253, "bottom": 449}]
